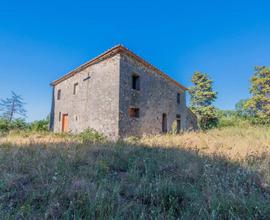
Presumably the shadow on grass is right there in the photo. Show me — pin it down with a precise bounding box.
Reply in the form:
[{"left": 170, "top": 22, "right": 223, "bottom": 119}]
[{"left": 0, "top": 140, "right": 269, "bottom": 219}]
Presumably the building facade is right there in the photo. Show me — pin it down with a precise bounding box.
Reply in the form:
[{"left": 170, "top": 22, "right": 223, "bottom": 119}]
[{"left": 50, "top": 45, "right": 197, "bottom": 140}]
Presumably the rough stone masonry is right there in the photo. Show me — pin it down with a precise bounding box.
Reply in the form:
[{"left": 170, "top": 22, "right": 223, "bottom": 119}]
[{"left": 50, "top": 45, "right": 197, "bottom": 140}]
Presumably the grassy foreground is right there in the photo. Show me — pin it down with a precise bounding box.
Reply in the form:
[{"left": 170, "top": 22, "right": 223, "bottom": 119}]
[{"left": 0, "top": 127, "right": 270, "bottom": 219}]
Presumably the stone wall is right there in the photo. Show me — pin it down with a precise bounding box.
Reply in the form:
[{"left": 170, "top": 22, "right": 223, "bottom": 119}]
[
  {"left": 51, "top": 50, "right": 198, "bottom": 140},
  {"left": 185, "top": 107, "right": 199, "bottom": 131},
  {"left": 118, "top": 53, "right": 188, "bottom": 137},
  {"left": 52, "top": 54, "right": 120, "bottom": 140}
]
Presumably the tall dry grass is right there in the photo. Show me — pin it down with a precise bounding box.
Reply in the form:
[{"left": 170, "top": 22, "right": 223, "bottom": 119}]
[
  {"left": 0, "top": 126, "right": 269, "bottom": 219},
  {"left": 140, "top": 126, "right": 270, "bottom": 161}
]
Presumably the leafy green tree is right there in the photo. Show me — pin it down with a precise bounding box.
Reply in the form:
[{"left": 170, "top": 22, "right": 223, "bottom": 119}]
[
  {"left": 244, "top": 66, "right": 270, "bottom": 124},
  {"left": 189, "top": 71, "right": 218, "bottom": 130},
  {"left": 0, "top": 91, "right": 27, "bottom": 122},
  {"left": 235, "top": 99, "right": 254, "bottom": 118}
]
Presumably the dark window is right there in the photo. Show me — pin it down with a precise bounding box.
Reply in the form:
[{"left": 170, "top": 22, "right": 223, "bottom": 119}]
[
  {"left": 57, "top": 89, "right": 61, "bottom": 100},
  {"left": 177, "top": 119, "right": 181, "bottom": 133},
  {"left": 132, "top": 75, "right": 140, "bottom": 90},
  {"left": 176, "top": 114, "right": 181, "bottom": 133},
  {"left": 59, "top": 112, "right": 61, "bottom": 121},
  {"left": 73, "top": 83, "right": 78, "bottom": 95},
  {"left": 128, "top": 107, "right": 140, "bottom": 118},
  {"left": 162, "top": 113, "right": 167, "bottom": 133},
  {"left": 177, "top": 93, "right": 181, "bottom": 104}
]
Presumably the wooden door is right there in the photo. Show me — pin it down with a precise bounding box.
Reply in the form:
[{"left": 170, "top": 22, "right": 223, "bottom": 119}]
[{"left": 62, "top": 114, "right": 69, "bottom": 132}]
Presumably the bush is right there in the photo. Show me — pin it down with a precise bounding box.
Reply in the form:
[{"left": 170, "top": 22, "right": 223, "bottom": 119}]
[
  {"left": 11, "top": 118, "right": 29, "bottom": 130},
  {"left": 78, "top": 129, "right": 106, "bottom": 144},
  {"left": 0, "top": 118, "right": 29, "bottom": 133},
  {"left": 30, "top": 119, "right": 49, "bottom": 132},
  {"left": 0, "top": 117, "right": 51, "bottom": 133},
  {"left": 217, "top": 116, "right": 253, "bottom": 128},
  {"left": 0, "top": 118, "right": 9, "bottom": 132},
  {"left": 216, "top": 109, "right": 269, "bottom": 128}
]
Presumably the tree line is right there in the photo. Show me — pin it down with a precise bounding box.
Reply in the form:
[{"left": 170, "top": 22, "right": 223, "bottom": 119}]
[{"left": 190, "top": 66, "right": 270, "bottom": 129}]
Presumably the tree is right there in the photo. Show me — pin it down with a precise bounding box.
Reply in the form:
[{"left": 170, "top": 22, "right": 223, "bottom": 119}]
[
  {"left": 244, "top": 66, "right": 270, "bottom": 124},
  {"left": 0, "top": 92, "right": 27, "bottom": 122},
  {"left": 189, "top": 71, "right": 218, "bottom": 130},
  {"left": 235, "top": 99, "right": 254, "bottom": 118}
]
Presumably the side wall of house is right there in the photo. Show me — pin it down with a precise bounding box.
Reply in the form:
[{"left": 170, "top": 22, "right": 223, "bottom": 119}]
[
  {"left": 52, "top": 54, "right": 120, "bottom": 140},
  {"left": 185, "top": 107, "right": 199, "bottom": 131},
  {"left": 119, "top": 53, "right": 189, "bottom": 137}
]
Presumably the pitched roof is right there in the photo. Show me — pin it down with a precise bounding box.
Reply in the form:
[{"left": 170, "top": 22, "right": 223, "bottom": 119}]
[{"left": 50, "top": 45, "right": 188, "bottom": 90}]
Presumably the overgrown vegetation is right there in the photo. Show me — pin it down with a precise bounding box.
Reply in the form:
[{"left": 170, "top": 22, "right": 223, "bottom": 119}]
[
  {"left": 189, "top": 66, "right": 270, "bottom": 129},
  {"left": 0, "top": 126, "right": 269, "bottom": 219},
  {"left": 0, "top": 118, "right": 50, "bottom": 135},
  {"left": 78, "top": 128, "right": 107, "bottom": 144},
  {"left": 0, "top": 65, "right": 269, "bottom": 218}
]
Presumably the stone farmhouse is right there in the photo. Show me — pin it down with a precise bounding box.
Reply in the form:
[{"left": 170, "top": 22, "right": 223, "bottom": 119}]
[{"left": 50, "top": 45, "right": 197, "bottom": 140}]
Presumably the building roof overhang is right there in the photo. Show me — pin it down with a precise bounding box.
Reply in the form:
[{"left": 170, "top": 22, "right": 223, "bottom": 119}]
[{"left": 50, "top": 45, "right": 188, "bottom": 91}]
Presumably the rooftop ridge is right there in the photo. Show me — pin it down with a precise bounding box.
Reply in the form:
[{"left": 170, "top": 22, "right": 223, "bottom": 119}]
[{"left": 50, "top": 45, "right": 188, "bottom": 91}]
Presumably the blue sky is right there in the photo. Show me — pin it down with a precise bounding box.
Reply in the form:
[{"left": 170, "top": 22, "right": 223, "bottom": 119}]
[{"left": 0, "top": 0, "right": 270, "bottom": 121}]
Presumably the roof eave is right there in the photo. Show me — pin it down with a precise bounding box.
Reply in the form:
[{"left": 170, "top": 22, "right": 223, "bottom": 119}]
[{"left": 50, "top": 45, "right": 188, "bottom": 91}]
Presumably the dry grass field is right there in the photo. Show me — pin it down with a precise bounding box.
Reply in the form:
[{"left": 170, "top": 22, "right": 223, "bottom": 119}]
[{"left": 0, "top": 126, "right": 270, "bottom": 219}]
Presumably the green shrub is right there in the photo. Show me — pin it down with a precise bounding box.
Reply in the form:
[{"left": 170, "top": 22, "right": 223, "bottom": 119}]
[
  {"left": 11, "top": 118, "right": 29, "bottom": 130},
  {"left": 78, "top": 129, "right": 106, "bottom": 144},
  {"left": 0, "top": 118, "right": 29, "bottom": 132},
  {"left": 217, "top": 109, "right": 249, "bottom": 128},
  {"left": 0, "top": 118, "right": 9, "bottom": 132},
  {"left": 0, "top": 117, "right": 50, "bottom": 133},
  {"left": 30, "top": 119, "right": 49, "bottom": 132}
]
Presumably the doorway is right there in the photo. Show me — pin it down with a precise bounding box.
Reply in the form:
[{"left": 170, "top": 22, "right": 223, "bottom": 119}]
[
  {"left": 162, "top": 113, "right": 167, "bottom": 133},
  {"left": 176, "top": 114, "right": 181, "bottom": 134},
  {"left": 177, "top": 119, "right": 181, "bottom": 133},
  {"left": 62, "top": 114, "right": 69, "bottom": 132}
]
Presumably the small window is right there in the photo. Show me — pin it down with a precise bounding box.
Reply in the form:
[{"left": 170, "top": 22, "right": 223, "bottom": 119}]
[
  {"left": 59, "top": 112, "right": 61, "bottom": 121},
  {"left": 128, "top": 107, "right": 140, "bottom": 118},
  {"left": 177, "top": 93, "right": 181, "bottom": 104},
  {"left": 132, "top": 74, "right": 140, "bottom": 90},
  {"left": 73, "top": 83, "right": 78, "bottom": 95},
  {"left": 57, "top": 89, "right": 61, "bottom": 100}
]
